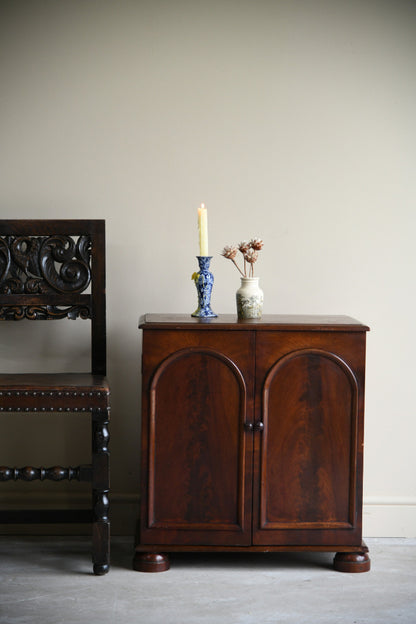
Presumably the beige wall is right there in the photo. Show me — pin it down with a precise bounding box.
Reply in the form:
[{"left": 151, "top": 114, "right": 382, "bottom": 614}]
[{"left": 0, "top": 0, "right": 415, "bottom": 536}]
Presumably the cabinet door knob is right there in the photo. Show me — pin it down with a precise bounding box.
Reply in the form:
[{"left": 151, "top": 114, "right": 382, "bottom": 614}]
[
  {"left": 253, "top": 421, "right": 264, "bottom": 432},
  {"left": 244, "top": 422, "right": 253, "bottom": 432}
]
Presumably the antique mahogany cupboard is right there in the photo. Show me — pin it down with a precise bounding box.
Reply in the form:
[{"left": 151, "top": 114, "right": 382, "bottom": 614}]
[{"left": 134, "top": 314, "right": 370, "bottom": 573}]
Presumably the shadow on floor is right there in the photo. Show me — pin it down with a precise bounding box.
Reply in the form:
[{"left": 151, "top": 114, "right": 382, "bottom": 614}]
[
  {"left": 0, "top": 536, "right": 336, "bottom": 575},
  {"left": 163, "top": 550, "right": 334, "bottom": 572}
]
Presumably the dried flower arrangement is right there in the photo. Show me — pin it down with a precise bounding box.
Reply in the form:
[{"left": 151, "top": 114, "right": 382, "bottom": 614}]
[{"left": 221, "top": 238, "right": 264, "bottom": 277}]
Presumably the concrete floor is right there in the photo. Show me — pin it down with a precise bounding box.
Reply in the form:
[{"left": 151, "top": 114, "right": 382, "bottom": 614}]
[{"left": 0, "top": 537, "right": 415, "bottom": 624}]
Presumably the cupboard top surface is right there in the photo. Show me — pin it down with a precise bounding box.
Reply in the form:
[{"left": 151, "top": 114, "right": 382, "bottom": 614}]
[{"left": 139, "top": 314, "right": 369, "bottom": 332}]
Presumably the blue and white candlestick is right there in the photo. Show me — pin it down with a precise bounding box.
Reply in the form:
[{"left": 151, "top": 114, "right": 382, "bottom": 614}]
[{"left": 191, "top": 256, "right": 217, "bottom": 318}]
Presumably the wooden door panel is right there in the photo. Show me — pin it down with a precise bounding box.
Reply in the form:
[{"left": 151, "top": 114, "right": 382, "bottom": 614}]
[
  {"left": 141, "top": 333, "right": 254, "bottom": 546},
  {"left": 254, "top": 347, "right": 360, "bottom": 545}
]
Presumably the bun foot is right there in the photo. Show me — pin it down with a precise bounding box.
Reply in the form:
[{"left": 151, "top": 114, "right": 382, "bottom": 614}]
[
  {"left": 334, "top": 550, "right": 371, "bottom": 573},
  {"left": 133, "top": 552, "right": 170, "bottom": 572}
]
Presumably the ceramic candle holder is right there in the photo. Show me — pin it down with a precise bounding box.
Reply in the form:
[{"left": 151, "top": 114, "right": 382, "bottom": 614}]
[{"left": 191, "top": 256, "right": 217, "bottom": 318}]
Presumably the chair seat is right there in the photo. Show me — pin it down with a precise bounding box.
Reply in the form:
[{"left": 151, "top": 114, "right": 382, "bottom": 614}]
[{"left": 0, "top": 373, "right": 110, "bottom": 412}]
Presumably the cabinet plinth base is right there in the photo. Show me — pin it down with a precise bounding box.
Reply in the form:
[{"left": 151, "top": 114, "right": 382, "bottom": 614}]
[
  {"left": 133, "top": 542, "right": 370, "bottom": 573},
  {"left": 333, "top": 547, "right": 371, "bottom": 573},
  {"left": 133, "top": 552, "right": 170, "bottom": 573}
]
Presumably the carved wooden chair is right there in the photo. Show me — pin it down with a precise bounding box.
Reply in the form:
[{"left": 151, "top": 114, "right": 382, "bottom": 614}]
[{"left": 0, "top": 220, "right": 110, "bottom": 575}]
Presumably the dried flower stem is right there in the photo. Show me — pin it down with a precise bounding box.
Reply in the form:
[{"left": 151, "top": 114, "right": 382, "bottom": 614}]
[{"left": 232, "top": 258, "right": 245, "bottom": 277}]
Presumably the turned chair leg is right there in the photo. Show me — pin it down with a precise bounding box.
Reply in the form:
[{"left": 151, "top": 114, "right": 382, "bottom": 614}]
[{"left": 92, "top": 409, "right": 110, "bottom": 575}]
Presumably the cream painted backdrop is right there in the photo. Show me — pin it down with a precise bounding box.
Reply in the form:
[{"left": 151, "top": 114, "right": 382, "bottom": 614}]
[{"left": 0, "top": 0, "right": 415, "bottom": 537}]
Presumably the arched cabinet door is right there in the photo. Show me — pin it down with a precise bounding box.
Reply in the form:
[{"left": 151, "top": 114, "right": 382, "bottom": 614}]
[
  {"left": 253, "top": 347, "right": 362, "bottom": 547},
  {"left": 140, "top": 336, "right": 254, "bottom": 546}
]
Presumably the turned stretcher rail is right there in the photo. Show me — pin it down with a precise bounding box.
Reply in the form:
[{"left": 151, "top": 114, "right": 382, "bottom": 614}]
[{"left": 0, "top": 465, "right": 92, "bottom": 482}]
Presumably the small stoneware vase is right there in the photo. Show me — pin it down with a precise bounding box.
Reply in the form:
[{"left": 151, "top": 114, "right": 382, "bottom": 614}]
[{"left": 236, "top": 277, "right": 263, "bottom": 320}]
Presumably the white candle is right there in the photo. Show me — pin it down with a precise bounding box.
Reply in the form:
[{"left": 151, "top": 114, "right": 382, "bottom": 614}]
[{"left": 198, "top": 203, "right": 209, "bottom": 256}]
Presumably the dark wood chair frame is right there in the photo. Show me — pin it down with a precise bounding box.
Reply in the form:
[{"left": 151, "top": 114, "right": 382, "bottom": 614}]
[{"left": 0, "top": 219, "right": 110, "bottom": 575}]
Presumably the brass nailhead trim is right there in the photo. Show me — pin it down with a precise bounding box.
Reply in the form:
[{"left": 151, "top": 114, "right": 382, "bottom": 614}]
[
  {"left": 0, "top": 391, "right": 108, "bottom": 397},
  {"left": 0, "top": 388, "right": 110, "bottom": 413},
  {"left": 0, "top": 406, "right": 110, "bottom": 412}
]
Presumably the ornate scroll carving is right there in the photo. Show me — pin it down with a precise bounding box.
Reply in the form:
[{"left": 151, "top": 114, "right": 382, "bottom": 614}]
[
  {"left": 0, "top": 238, "right": 11, "bottom": 284},
  {"left": 0, "top": 304, "right": 91, "bottom": 320},
  {"left": 0, "top": 234, "right": 91, "bottom": 295},
  {"left": 39, "top": 235, "right": 91, "bottom": 293}
]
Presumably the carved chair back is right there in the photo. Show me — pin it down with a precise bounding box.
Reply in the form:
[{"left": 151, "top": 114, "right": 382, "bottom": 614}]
[{"left": 0, "top": 220, "right": 106, "bottom": 375}]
